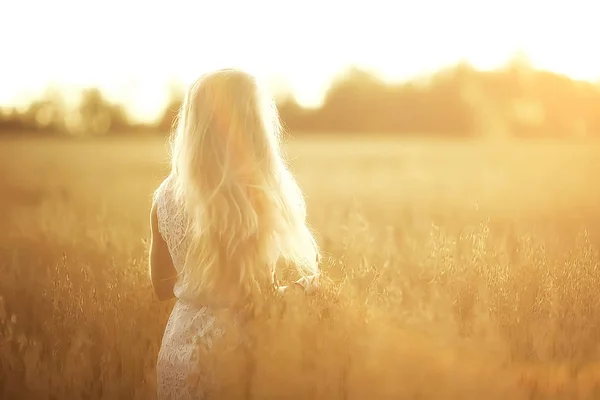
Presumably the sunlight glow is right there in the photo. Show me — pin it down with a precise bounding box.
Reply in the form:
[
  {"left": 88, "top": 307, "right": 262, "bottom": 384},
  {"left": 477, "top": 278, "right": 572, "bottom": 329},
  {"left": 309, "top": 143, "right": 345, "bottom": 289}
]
[{"left": 1, "top": 0, "right": 599, "bottom": 122}]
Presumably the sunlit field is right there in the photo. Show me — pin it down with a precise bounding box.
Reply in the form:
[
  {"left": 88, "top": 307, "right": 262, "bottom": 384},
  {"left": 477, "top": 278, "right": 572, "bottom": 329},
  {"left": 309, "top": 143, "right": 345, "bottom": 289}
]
[{"left": 2, "top": 135, "right": 600, "bottom": 399}]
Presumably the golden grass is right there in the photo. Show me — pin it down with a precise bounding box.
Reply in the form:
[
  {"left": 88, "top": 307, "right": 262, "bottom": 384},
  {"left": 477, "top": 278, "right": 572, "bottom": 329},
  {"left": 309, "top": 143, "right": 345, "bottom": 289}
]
[{"left": 1, "top": 136, "right": 600, "bottom": 399}]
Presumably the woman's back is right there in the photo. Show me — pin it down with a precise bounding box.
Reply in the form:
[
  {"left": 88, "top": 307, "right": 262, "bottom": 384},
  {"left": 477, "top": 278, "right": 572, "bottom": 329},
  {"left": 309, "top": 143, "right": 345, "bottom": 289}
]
[
  {"left": 151, "top": 68, "right": 321, "bottom": 399},
  {"left": 154, "top": 175, "right": 263, "bottom": 308}
]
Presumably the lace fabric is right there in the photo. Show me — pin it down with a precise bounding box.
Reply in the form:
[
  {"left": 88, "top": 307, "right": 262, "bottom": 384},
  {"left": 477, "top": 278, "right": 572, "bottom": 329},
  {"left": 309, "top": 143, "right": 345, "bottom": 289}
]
[
  {"left": 154, "top": 176, "right": 225, "bottom": 400},
  {"left": 153, "top": 175, "right": 319, "bottom": 399}
]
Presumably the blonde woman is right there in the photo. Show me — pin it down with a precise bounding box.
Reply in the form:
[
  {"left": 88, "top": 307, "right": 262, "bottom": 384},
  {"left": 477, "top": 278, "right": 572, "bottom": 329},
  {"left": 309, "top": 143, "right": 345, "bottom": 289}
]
[{"left": 149, "top": 69, "right": 320, "bottom": 399}]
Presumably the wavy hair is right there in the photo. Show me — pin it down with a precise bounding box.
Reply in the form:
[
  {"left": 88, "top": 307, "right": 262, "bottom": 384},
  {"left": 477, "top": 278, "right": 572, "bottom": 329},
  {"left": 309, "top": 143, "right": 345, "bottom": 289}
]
[{"left": 164, "top": 69, "right": 319, "bottom": 305}]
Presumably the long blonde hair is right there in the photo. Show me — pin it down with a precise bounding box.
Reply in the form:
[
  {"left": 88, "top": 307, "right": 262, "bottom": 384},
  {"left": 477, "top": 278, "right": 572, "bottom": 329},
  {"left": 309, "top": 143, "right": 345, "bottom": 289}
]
[{"left": 165, "top": 68, "right": 319, "bottom": 303}]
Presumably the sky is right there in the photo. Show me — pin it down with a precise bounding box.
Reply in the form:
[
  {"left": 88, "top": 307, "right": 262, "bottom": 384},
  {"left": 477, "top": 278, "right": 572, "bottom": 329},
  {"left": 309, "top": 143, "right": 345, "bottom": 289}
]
[{"left": 1, "top": 0, "right": 599, "bottom": 122}]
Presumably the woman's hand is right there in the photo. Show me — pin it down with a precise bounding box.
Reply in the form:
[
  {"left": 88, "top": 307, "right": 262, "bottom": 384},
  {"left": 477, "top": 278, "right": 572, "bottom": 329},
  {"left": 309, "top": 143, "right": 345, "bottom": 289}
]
[
  {"left": 297, "top": 253, "right": 322, "bottom": 295},
  {"left": 294, "top": 274, "right": 319, "bottom": 295},
  {"left": 276, "top": 253, "right": 322, "bottom": 296}
]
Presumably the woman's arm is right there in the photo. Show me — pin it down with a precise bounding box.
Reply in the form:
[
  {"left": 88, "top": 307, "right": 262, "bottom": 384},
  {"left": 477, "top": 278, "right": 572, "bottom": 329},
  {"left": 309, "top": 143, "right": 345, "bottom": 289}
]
[
  {"left": 278, "top": 254, "right": 322, "bottom": 296},
  {"left": 294, "top": 274, "right": 319, "bottom": 295},
  {"left": 149, "top": 201, "right": 178, "bottom": 301}
]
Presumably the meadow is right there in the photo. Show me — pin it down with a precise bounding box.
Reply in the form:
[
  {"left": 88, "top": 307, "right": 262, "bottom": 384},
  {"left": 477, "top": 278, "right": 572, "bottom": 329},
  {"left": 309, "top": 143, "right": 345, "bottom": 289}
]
[{"left": 1, "top": 135, "right": 600, "bottom": 399}]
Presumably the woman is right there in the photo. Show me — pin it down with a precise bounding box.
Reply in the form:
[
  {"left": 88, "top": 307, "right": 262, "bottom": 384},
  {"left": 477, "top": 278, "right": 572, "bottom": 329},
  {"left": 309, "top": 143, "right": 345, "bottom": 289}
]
[{"left": 149, "top": 68, "right": 321, "bottom": 399}]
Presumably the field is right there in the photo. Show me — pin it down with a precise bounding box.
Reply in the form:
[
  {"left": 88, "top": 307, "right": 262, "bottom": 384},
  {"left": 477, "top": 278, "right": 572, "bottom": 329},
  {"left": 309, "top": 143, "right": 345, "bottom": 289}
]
[{"left": 2, "top": 135, "right": 600, "bottom": 399}]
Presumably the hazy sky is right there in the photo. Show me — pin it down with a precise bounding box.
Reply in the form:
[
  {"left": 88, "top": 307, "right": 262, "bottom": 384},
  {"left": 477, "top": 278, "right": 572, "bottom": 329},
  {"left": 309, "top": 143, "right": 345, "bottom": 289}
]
[{"left": 2, "top": 0, "right": 599, "bottom": 121}]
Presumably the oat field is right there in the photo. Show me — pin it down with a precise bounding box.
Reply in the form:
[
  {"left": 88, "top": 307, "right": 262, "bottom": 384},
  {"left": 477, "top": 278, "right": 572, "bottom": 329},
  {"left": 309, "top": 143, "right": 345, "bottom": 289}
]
[{"left": 2, "top": 135, "right": 600, "bottom": 399}]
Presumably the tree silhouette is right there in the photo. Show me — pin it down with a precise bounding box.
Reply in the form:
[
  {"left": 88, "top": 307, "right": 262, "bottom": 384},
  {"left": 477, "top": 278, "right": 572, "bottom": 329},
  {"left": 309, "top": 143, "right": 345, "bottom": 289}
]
[{"left": 2, "top": 59, "right": 600, "bottom": 138}]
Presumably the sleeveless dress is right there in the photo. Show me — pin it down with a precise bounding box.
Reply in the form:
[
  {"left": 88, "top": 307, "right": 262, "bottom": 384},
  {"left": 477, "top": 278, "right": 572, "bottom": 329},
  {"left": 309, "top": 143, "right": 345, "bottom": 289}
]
[
  {"left": 154, "top": 176, "right": 317, "bottom": 399},
  {"left": 154, "top": 176, "right": 232, "bottom": 400}
]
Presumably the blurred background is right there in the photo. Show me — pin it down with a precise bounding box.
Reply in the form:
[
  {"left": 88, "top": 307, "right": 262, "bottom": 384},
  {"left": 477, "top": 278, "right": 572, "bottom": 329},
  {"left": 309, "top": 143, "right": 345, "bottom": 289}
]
[
  {"left": 4, "top": 2, "right": 600, "bottom": 399},
  {"left": 2, "top": 0, "right": 599, "bottom": 139}
]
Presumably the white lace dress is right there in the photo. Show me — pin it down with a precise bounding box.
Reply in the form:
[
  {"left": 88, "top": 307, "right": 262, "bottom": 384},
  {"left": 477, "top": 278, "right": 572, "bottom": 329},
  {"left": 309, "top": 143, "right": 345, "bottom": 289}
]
[
  {"left": 154, "top": 177, "right": 231, "bottom": 400},
  {"left": 154, "top": 176, "right": 317, "bottom": 399}
]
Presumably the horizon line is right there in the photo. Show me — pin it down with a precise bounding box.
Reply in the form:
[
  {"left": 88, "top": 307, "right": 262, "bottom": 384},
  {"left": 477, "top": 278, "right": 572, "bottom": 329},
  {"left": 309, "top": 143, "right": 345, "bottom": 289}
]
[{"left": 1, "top": 60, "right": 599, "bottom": 124}]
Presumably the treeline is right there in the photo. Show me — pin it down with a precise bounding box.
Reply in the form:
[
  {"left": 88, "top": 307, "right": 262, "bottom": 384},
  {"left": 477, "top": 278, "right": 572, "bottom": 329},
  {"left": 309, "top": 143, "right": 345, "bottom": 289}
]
[
  {"left": 2, "top": 59, "right": 600, "bottom": 138},
  {"left": 0, "top": 88, "right": 149, "bottom": 136}
]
